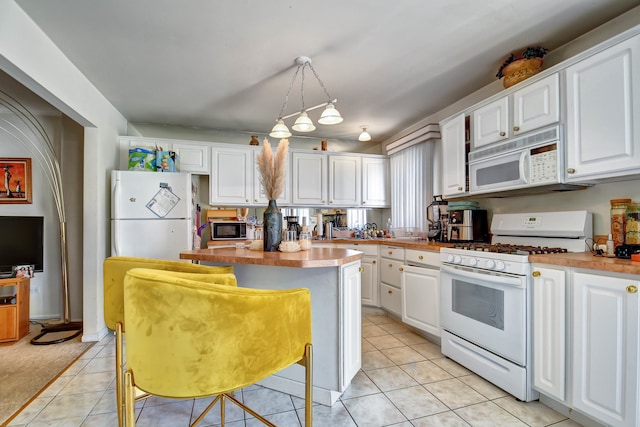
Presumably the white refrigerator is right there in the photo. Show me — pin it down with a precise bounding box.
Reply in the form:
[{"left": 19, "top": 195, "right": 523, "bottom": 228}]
[{"left": 111, "top": 170, "right": 193, "bottom": 261}]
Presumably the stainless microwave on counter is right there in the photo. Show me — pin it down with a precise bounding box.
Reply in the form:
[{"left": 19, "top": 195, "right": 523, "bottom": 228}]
[
  {"left": 468, "top": 126, "right": 563, "bottom": 195},
  {"left": 211, "top": 221, "right": 247, "bottom": 240}
]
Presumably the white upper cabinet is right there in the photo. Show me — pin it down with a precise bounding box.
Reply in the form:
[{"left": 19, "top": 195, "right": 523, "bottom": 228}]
[
  {"left": 171, "top": 141, "right": 210, "bottom": 174},
  {"left": 328, "top": 155, "right": 361, "bottom": 207},
  {"left": 292, "top": 152, "right": 328, "bottom": 205},
  {"left": 441, "top": 113, "right": 467, "bottom": 197},
  {"left": 512, "top": 73, "right": 559, "bottom": 136},
  {"left": 565, "top": 34, "right": 640, "bottom": 183},
  {"left": 472, "top": 97, "right": 509, "bottom": 148},
  {"left": 361, "top": 157, "right": 390, "bottom": 207},
  {"left": 252, "top": 146, "right": 290, "bottom": 206},
  {"left": 472, "top": 73, "right": 559, "bottom": 150},
  {"left": 209, "top": 146, "right": 253, "bottom": 205}
]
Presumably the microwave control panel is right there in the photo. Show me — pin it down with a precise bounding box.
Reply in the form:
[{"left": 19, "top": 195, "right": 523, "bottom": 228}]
[{"left": 529, "top": 144, "right": 557, "bottom": 183}]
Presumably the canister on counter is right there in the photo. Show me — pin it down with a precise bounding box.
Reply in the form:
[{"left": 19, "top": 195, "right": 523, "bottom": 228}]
[
  {"left": 625, "top": 203, "right": 640, "bottom": 245},
  {"left": 610, "top": 198, "right": 631, "bottom": 247}
]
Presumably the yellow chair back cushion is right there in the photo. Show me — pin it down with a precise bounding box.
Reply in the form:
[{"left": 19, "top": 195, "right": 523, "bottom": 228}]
[
  {"left": 103, "top": 256, "right": 234, "bottom": 330},
  {"left": 124, "top": 268, "right": 312, "bottom": 398}
]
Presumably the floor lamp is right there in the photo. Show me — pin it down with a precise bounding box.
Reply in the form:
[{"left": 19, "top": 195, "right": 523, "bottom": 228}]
[{"left": 0, "top": 89, "right": 82, "bottom": 345}]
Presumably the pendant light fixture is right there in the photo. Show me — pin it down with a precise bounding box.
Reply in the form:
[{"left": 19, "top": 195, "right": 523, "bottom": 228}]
[
  {"left": 270, "top": 56, "right": 342, "bottom": 138},
  {"left": 358, "top": 126, "right": 372, "bottom": 141}
]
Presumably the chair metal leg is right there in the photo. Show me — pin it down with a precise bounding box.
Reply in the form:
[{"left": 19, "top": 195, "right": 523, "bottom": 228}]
[
  {"left": 124, "top": 370, "right": 136, "bottom": 427},
  {"left": 115, "top": 323, "right": 125, "bottom": 427},
  {"left": 304, "top": 343, "right": 313, "bottom": 427},
  {"left": 190, "top": 395, "right": 222, "bottom": 427}
]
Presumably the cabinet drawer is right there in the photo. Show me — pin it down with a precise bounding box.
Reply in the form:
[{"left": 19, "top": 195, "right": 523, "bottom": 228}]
[
  {"left": 338, "top": 243, "right": 378, "bottom": 256},
  {"left": 380, "top": 246, "right": 404, "bottom": 261},
  {"left": 380, "top": 283, "right": 401, "bottom": 316},
  {"left": 380, "top": 259, "right": 404, "bottom": 287},
  {"left": 405, "top": 249, "right": 440, "bottom": 268}
]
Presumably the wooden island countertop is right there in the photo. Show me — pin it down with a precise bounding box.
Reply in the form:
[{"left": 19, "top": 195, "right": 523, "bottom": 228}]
[{"left": 180, "top": 246, "right": 362, "bottom": 268}]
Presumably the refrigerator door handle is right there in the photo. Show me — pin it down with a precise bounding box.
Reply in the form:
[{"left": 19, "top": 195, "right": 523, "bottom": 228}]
[
  {"left": 112, "top": 221, "right": 120, "bottom": 256},
  {"left": 112, "top": 175, "right": 121, "bottom": 219}
]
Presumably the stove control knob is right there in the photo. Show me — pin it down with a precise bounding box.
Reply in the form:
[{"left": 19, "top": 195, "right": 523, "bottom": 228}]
[
  {"left": 486, "top": 260, "right": 496, "bottom": 269},
  {"left": 446, "top": 254, "right": 454, "bottom": 263},
  {"left": 468, "top": 258, "right": 478, "bottom": 267},
  {"left": 453, "top": 255, "right": 462, "bottom": 264},
  {"left": 495, "top": 261, "right": 506, "bottom": 271}
]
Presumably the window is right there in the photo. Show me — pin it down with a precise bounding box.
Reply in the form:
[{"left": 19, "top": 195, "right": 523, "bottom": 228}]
[{"left": 390, "top": 142, "right": 433, "bottom": 232}]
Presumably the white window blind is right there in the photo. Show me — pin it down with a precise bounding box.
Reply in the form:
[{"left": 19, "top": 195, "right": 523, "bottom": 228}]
[{"left": 390, "top": 142, "right": 433, "bottom": 232}]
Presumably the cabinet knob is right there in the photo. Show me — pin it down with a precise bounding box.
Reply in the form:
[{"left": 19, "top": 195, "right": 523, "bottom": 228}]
[
  {"left": 418, "top": 255, "right": 424, "bottom": 260},
  {"left": 458, "top": 186, "right": 463, "bottom": 191},
  {"left": 627, "top": 285, "right": 638, "bottom": 294},
  {"left": 245, "top": 199, "right": 249, "bottom": 202},
  {"left": 399, "top": 267, "right": 404, "bottom": 272},
  {"left": 254, "top": 199, "right": 258, "bottom": 203},
  {"left": 329, "top": 200, "right": 333, "bottom": 204},
  {"left": 359, "top": 267, "right": 365, "bottom": 273},
  {"left": 532, "top": 271, "right": 541, "bottom": 277},
  {"left": 388, "top": 290, "right": 393, "bottom": 294},
  {"left": 500, "top": 131, "right": 506, "bottom": 137},
  {"left": 567, "top": 168, "right": 576, "bottom": 174},
  {"left": 363, "top": 201, "right": 366, "bottom": 204},
  {"left": 388, "top": 263, "right": 393, "bottom": 268},
  {"left": 513, "top": 126, "right": 520, "bottom": 132},
  {"left": 372, "top": 260, "right": 376, "bottom": 264}
]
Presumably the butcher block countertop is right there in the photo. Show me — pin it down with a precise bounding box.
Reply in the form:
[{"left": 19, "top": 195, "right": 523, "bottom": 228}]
[
  {"left": 529, "top": 252, "right": 640, "bottom": 275},
  {"left": 180, "top": 247, "right": 362, "bottom": 268}
]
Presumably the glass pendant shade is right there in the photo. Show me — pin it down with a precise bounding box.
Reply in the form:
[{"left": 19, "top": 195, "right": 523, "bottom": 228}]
[
  {"left": 292, "top": 111, "right": 316, "bottom": 132},
  {"left": 318, "top": 103, "right": 344, "bottom": 125},
  {"left": 269, "top": 119, "right": 292, "bottom": 138},
  {"left": 358, "top": 128, "right": 371, "bottom": 141}
]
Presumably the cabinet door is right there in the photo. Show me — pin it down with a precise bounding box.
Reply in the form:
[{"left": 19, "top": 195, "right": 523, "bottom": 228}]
[
  {"left": 360, "top": 257, "right": 378, "bottom": 307},
  {"left": 340, "top": 262, "right": 362, "bottom": 390},
  {"left": 172, "top": 142, "right": 210, "bottom": 174},
  {"left": 565, "top": 34, "right": 640, "bottom": 182},
  {"left": 253, "top": 147, "right": 290, "bottom": 206},
  {"left": 361, "top": 157, "right": 389, "bottom": 207},
  {"left": 380, "top": 259, "right": 404, "bottom": 288},
  {"left": 472, "top": 96, "right": 509, "bottom": 149},
  {"left": 0, "top": 306, "right": 17, "bottom": 342},
  {"left": 441, "top": 114, "right": 467, "bottom": 197},
  {"left": 380, "top": 283, "right": 402, "bottom": 317},
  {"left": 210, "top": 146, "right": 253, "bottom": 205},
  {"left": 512, "top": 73, "right": 559, "bottom": 136},
  {"left": 572, "top": 272, "right": 638, "bottom": 427},
  {"left": 329, "top": 155, "right": 361, "bottom": 206},
  {"left": 401, "top": 266, "right": 440, "bottom": 336},
  {"left": 532, "top": 266, "right": 566, "bottom": 402},
  {"left": 292, "top": 152, "right": 327, "bottom": 205}
]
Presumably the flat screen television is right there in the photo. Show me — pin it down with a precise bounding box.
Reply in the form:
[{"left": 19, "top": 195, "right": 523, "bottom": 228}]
[{"left": 0, "top": 216, "right": 44, "bottom": 276}]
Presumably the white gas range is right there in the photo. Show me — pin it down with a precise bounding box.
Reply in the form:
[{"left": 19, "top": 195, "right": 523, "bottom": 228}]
[{"left": 439, "top": 210, "right": 592, "bottom": 402}]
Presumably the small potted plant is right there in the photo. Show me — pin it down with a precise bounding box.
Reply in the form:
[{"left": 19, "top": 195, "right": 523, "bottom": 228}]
[{"left": 496, "top": 46, "right": 549, "bottom": 88}]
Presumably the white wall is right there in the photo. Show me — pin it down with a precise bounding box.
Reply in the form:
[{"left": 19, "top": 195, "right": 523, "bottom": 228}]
[{"left": 0, "top": 1, "right": 128, "bottom": 340}]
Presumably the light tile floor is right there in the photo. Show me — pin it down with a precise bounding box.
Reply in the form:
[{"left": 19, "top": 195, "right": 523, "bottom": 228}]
[{"left": 8, "top": 307, "right": 583, "bottom": 427}]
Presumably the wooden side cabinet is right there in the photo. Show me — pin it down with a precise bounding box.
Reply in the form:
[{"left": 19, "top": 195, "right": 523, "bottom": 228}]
[{"left": 0, "top": 277, "right": 30, "bottom": 344}]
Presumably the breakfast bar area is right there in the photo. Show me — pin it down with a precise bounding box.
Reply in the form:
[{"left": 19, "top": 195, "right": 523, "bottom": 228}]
[{"left": 180, "top": 247, "right": 363, "bottom": 406}]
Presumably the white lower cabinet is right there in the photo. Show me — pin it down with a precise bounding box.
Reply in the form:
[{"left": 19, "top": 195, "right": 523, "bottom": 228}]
[
  {"left": 572, "top": 271, "right": 639, "bottom": 427},
  {"left": 532, "top": 266, "right": 567, "bottom": 402},
  {"left": 340, "top": 262, "right": 362, "bottom": 391},
  {"left": 401, "top": 265, "right": 440, "bottom": 337},
  {"left": 379, "top": 246, "right": 404, "bottom": 316},
  {"left": 532, "top": 265, "right": 640, "bottom": 427},
  {"left": 336, "top": 244, "right": 379, "bottom": 307}
]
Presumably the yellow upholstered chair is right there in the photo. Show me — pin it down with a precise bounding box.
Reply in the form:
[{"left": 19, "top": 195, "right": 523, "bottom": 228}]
[
  {"left": 122, "top": 267, "right": 313, "bottom": 427},
  {"left": 103, "top": 256, "right": 236, "bottom": 427}
]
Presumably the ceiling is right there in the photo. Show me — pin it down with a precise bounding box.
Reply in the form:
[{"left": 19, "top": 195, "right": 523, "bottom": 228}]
[{"left": 13, "top": 0, "right": 639, "bottom": 143}]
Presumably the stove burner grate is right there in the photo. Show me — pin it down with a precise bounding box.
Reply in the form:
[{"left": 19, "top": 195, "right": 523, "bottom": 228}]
[{"left": 452, "top": 243, "right": 568, "bottom": 255}]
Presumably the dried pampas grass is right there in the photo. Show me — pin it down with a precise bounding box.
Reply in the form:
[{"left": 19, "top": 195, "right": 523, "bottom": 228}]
[{"left": 257, "top": 137, "right": 289, "bottom": 200}]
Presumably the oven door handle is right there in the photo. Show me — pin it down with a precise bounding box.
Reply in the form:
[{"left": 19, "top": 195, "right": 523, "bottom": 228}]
[{"left": 441, "top": 264, "right": 524, "bottom": 288}]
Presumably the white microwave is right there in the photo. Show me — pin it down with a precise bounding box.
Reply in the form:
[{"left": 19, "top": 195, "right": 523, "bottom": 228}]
[{"left": 468, "top": 126, "right": 561, "bottom": 195}]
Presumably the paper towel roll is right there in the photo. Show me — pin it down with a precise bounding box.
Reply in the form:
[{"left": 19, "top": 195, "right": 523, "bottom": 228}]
[{"left": 317, "top": 213, "right": 323, "bottom": 236}]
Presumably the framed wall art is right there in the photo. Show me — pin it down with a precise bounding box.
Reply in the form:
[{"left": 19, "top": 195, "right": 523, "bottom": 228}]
[{"left": 0, "top": 158, "right": 32, "bottom": 204}]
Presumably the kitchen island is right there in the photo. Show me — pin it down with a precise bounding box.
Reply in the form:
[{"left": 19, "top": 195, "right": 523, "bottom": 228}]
[{"left": 180, "top": 247, "right": 363, "bottom": 406}]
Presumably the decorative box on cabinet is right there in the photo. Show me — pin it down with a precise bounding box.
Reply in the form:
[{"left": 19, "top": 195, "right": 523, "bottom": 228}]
[
  {"left": 565, "top": 33, "right": 640, "bottom": 183},
  {"left": 0, "top": 277, "right": 30, "bottom": 344}
]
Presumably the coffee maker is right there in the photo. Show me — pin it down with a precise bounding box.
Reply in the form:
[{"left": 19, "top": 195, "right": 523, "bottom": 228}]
[
  {"left": 427, "top": 195, "right": 449, "bottom": 242},
  {"left": 447, "top": 209, "right": 489, "bottom": 243}
]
